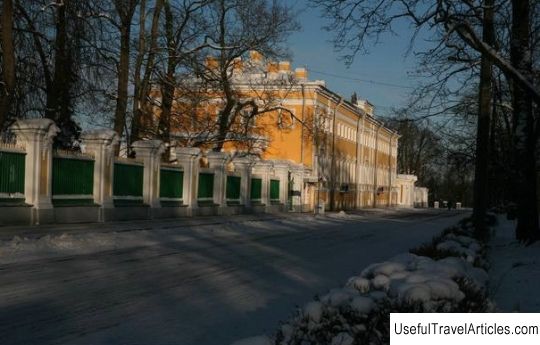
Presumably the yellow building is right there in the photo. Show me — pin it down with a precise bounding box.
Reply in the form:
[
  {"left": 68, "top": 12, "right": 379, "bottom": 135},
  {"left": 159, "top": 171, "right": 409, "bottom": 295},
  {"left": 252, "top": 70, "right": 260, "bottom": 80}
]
[{"left": 165, "top": 51, "right": 423, "bottom": 211}]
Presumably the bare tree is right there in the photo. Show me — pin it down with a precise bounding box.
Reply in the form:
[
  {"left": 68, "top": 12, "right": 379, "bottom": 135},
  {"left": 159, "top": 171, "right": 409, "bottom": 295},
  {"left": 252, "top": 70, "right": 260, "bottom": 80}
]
[
  {"left": 130, "top": 0, "right": 164, "bottom": 145},
  {"left": 472, "top": 0, "right": 495, "bottom": 238},
  {"left": 511, "top": 0, "right": 538, "bottom": 242},
  {"left": 112, "top": 0, "right": 138, "bottom": 140},
  {"left": 190, "top": 0, "right": 300, "bottom": 152},
  {"left": 0, "top": 0, "right": 16, "bottom": 130},
  {"left": 311, "top": 0, "right": 539, "bottom": 242}
]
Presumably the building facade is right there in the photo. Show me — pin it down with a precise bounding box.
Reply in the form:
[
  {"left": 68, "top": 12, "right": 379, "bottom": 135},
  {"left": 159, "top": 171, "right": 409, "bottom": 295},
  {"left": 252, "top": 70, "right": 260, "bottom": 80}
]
[{"left": 166, "top": 51, "right": 426, "bottom": 211}]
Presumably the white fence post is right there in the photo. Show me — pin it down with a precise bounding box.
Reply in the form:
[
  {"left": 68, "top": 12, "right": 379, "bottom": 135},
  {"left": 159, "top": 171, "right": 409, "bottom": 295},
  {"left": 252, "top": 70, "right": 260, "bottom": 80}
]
[
  {"left": 11, "top": 119, "right": 59, "bottom": 224},
  {"left": 234, "top": 157, "right": 252, "bottom": 208},
  {"left": 255, "top": 161, "right": 271, "bottom": 209},
  {"left": 272, "top": 161, "right": 290, "bottom": 207},
  {"left": 132, "top": 140, "right": 165, "bottom": 209},
  {"left": 206, "top": 151, "right": 229, "bottom": 209},
  {"left": 290, "top": 163, "right": 305, "bottom": 212},
  {"left": 81, "top": 129, "right": 118, "bottom": 221},
  {"left": 174, "top": 147, "right": 201, "bottom": 216}
]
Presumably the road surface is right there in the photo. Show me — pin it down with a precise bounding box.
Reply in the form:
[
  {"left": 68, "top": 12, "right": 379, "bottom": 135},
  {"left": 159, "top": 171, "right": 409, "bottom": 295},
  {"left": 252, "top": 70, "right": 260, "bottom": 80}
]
[{"left": 0, "top": 209, "right": 467, "bottom": 345}]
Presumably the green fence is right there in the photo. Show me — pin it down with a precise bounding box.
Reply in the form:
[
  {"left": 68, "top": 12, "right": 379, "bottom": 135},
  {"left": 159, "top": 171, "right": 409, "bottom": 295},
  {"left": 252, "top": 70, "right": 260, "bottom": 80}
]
[
  {"left": 198, "top": 172, "right": 214, "bottom": 201},
  {"left": 160, "top": 168, "right": 183, "bottom": 199},
  {"left": 250, "top": 178, "right": 262, "bottom": 201},
  {"left": 52, "top": 157, "right": 94, "bottom": 205},
  {"left": 0, "top": 151, "right": 25, "bottom": 195},
  {"left": 226, "top": 175, "right": 241, "bottom": 201},
  {"left": 113, "top": 162, "right": 143, "bottom": 200},
  {"left": 270, "top": 179, "right": 280, "bottom": 201}
]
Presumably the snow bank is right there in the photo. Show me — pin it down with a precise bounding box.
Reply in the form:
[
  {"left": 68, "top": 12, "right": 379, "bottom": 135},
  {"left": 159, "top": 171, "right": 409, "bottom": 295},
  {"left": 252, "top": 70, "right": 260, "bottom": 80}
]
[
  {"left": 232, "top": 220, "right": 491, "bottom": 345},
  {"left": 0, "top": 231, "right": 162, "bottom": 264},
  {"left": 489, "top": 217, "right": 540, "bottom": 311},
  {"left": 231, "top": 336, "right": 273, "bottom": 345}
]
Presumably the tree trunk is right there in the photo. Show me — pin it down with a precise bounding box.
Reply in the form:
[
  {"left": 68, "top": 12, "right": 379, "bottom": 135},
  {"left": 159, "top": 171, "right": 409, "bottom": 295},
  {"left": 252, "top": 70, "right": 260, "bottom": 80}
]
[
  {"left": 132, "top": 0, "right": 163, "bottom": 143},
  {"left": 114, "top": 25, "right": 131, "bottom": 140},
  {"left": 213, "top": 0, "right": 234, "bottom": 152},
  {"left": 0, "top": 0, "right": 16, "bottom": 130},
  {"left": 158, "top": 2, "right": 175, "bottom": 151},
  {"left": 511, "top": 0, "right": 539, "bottom": 243},
  {"left": 472, "top": 0, "right": 495, "bottom": 239},
  {"left": 113, "top": 2, "right": 136, "bottom": 143},
  {"left": 47, "top": 0, "right": 79, "bottom": 148},
  {"left": 130, "top": 0, "right": 147, "bottom": 145}
]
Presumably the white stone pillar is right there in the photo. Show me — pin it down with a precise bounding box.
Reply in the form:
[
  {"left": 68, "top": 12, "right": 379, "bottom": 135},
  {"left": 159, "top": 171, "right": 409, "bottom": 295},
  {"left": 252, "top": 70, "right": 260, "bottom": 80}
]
[
  {"left": 11, "top": 119, "right": 59, "bottom": 224},
  {"left": 174, "top": 147, "right": 200, "bottom": 216},
  {"left": 81, "top": 129, "right": 119, "bottom": 220},
  {"left": 272, "top": 161, "right": 290, "bottom": 206},
  {"left": 290, "top": 164, "right": 305, "bottom": 211},
  {"left": 206, "top": 151, "right": 229, "bottom": 208},
  {"left": 234, "top": 157, "right": 253, "bottom": 207},
  {"left": 252, "top": 161, "right": 271, "bottom": 207},
  {"left": 132, "top": 140, "right": 165, "bottom": 209}
]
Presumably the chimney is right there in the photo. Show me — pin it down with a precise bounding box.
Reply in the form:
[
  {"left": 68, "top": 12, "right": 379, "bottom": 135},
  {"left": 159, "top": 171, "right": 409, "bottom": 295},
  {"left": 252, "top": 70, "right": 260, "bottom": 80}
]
[
  {"left": 356, "top": 99, "right": 374, "bottom": 117},
  {"left": 249, "top": 50, "right": 263, "bottom": 63},
  {"left": 205, "top": 56, "right": 219, "bottom": 69},
  {"left": 267, "top": 61, "right": 279, "bottom": 73},
  {"left": 295, "top": 67, "right": 308, "bottom": 80},
  {"left": 232, "top": 57, "right": 243, "bottom": 72},
  {"left": 278, "top": 61, "right": 290, "bottom": 72}
]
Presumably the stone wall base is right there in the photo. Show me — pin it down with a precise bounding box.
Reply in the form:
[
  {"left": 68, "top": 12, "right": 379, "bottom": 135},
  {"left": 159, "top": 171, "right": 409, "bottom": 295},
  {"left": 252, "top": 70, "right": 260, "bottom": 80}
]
[
  {"left": 0, "top": 203, "right": 313, "bottom": 226},
  {"left": 103, "top": 206, "right": 151, "bottom": 222},
  {"left": 152, "top": 206, "right": 189, "bottom": 219},
  {"left": 54, "top": 206, "right": 100, "bottom": 223},
  {"left": 0, "top": 206, "right": 32, "bottom": 226}
]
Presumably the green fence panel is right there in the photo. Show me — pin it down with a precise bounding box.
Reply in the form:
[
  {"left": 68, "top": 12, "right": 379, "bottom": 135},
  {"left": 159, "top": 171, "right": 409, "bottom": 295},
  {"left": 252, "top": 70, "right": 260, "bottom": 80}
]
[
  {"left": 198, "top": 173, "right": 214, "bottom": 199},
  {"left": 0, "top": 151, "right": 25, "bottom": 194},
  {"left": 52, "top": 157, "right": 94, "bottom": 195},
  {"left": 160, "top": 169, "right": 183, "bottom": 198},
  {"left": 270, "top": 179, "right": 280, "bottom": 200},
  {"left": 113, "top": 163, "right": 143, "bottom": 197},
  {"left": 250, "top": 178, "right": 262, "bottom": 200},
  {"left": 226, "top": 175, "right": 241, "bottom": 200}
]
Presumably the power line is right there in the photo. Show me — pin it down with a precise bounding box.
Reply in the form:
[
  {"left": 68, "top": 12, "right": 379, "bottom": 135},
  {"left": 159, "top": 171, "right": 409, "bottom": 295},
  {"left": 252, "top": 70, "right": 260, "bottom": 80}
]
[{"left": 308, "top": 68, "right": 416, "bottom": 90}]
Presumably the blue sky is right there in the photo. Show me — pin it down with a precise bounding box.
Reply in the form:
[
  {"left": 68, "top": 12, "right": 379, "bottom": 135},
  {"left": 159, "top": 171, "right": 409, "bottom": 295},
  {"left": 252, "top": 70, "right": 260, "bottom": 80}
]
[{"left": 287, "top": 0, "right": 430, "bottom": 117}]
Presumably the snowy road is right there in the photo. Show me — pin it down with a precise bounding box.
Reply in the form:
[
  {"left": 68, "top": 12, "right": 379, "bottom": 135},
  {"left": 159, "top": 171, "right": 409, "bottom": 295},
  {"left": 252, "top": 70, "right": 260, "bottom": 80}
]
[{"left": 0, "top": 210, "right": 467, "bottom": 345}]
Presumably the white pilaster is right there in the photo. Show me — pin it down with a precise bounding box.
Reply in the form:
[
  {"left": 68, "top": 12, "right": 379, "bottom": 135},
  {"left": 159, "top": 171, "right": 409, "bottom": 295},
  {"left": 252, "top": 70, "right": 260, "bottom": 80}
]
[
  {"left": 132, "top": 140, "right": 165, "bottom": 208},
  {"left": 272, "top": 161, "right": 290, "bottom": 206},
  {"left": 290, "top": 163, "right": 305, "bottom": 211},
  {"left": 234, "top": 157, "right": 253, "bottom": 207},
  {"left": 252, "top": 161, "right": 272, "bottom": 207},
  {"left": 11, "top": 119, "right": 59, "bottom": 224},
  {"left": 174, "top": 147, "right": 201, "bottom": 216}
]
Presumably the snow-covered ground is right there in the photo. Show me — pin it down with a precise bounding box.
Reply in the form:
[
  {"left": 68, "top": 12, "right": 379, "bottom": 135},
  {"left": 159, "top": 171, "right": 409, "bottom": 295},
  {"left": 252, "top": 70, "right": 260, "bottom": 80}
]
[
  {"left": 489, "top": 217, "right": 540, "bottom": 312},
  {"left": 0, "top": 210, "right": 466, "bottom": 345}
]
